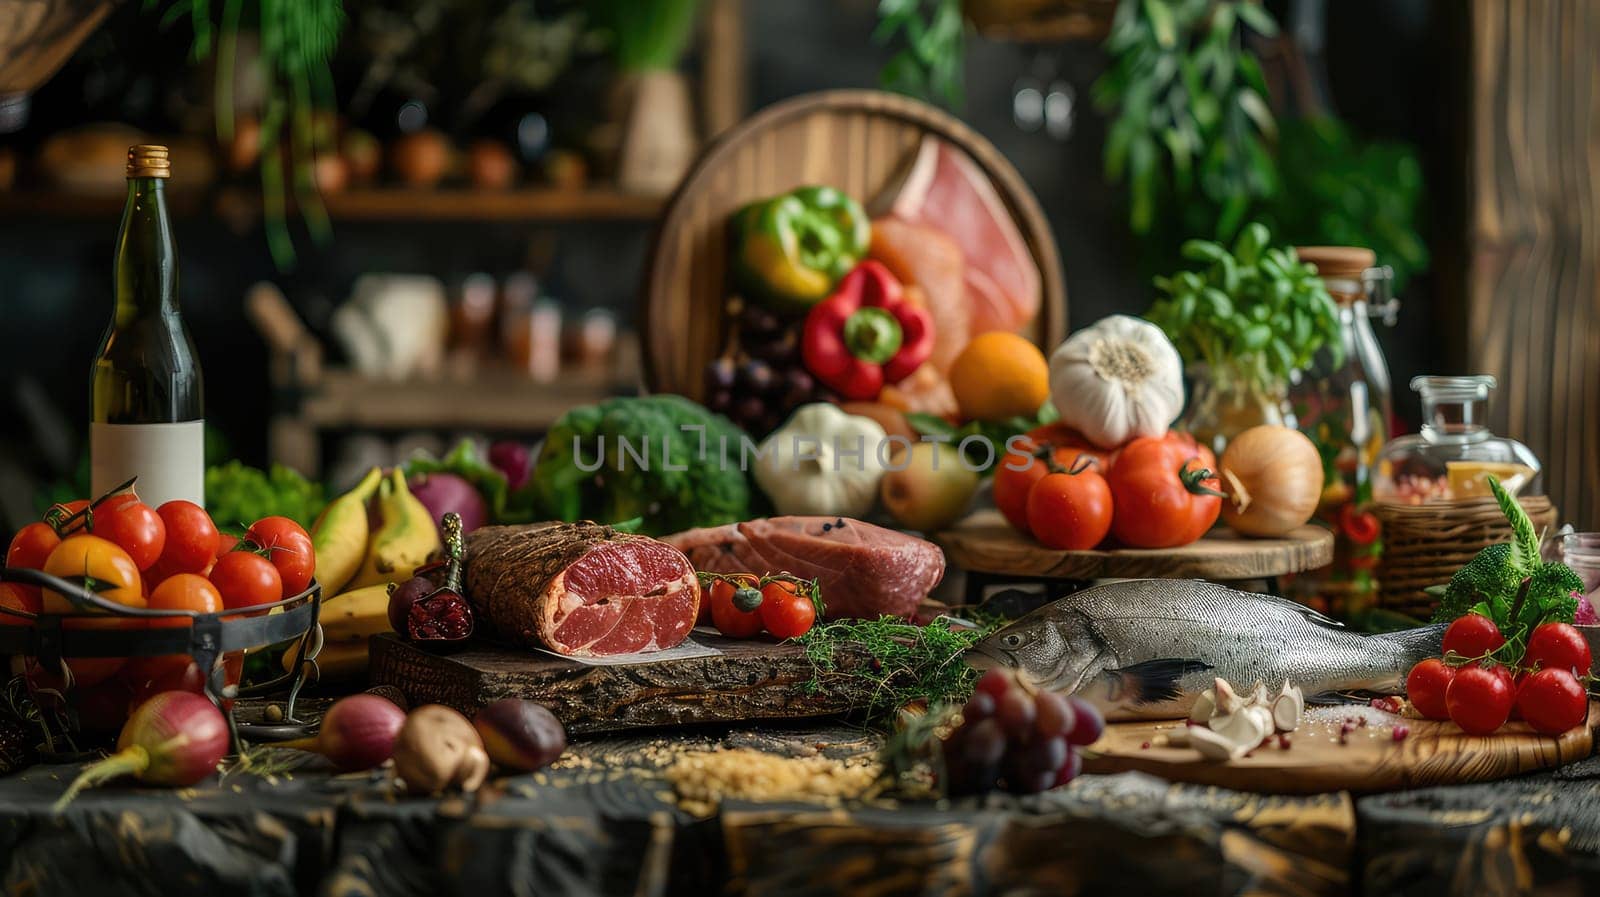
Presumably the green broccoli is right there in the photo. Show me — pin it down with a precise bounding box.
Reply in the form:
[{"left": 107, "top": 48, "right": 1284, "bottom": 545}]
[
  {"left": 1432, "top": 476, "right": 1580, "bottom": 640},
  {"left": 529, "top": 395, "right": 754, "bottom": 536}
]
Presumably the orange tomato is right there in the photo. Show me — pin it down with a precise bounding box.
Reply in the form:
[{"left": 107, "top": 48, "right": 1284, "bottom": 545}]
[
  {"left": 145, "top": 573, "right": 223, "bottom": 628},
  {"left": 41, "top": 534, "right": 147, "bottom": 618}
]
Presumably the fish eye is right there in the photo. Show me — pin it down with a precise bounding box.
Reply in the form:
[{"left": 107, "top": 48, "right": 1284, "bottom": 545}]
[{"left": 1002, "top": 633, "right": 1024, "bottom": 648}]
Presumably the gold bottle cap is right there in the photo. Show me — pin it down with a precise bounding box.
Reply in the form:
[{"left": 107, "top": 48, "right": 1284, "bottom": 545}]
[{"left": 126, "top": 144, "right": 171, "bottom": 179}]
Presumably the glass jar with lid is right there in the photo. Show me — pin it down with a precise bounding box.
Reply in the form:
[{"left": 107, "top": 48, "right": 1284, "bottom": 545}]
[
  {"left": 1284, "top": 246, "right": 1395, "bottom": 619},
  {"left": 1373, "top": 375, "right": 1542, "bottom": 503}
]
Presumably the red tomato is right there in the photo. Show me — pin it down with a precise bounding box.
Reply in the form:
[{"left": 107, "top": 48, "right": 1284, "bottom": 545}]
[
  {"left": 1445, "top": 664, "right": 1515, "bottom": 735},
  {"left": 1405, "top": 658, "right": 1455, "bottom": 720},
  {"left": 1023, "top": 424, "right": 1109, "bottom": 469},
  {"left": 1025, "top": 468, "right": 1113, "bottom": 550},
  {"left": 993, "top": 439, "right": 1053, "bottom": 534},
  {"left": 47, "top": 500, "right": 91, "bottom": 535},
  {"left": 7, "top": 521, "right": 61, "bottom": 571},
  {"left": 1338, "top": 504, "right": 1382, "bottom": 545},
  {"left": 210, "top": 551, "right": 283, "bottom": 612},
  {"left": 5, "top": 521, "right": 60, "bottom": 612},
  {"left": 146, "top": 573, "right": 223, "bottom": 628},
  {"left": 757, "top": 579, "right": 816, "bottom": 640},
  {"left": 1441, "top": 614, "right": 1506, "bottom": 660},
  {"left": 216, "top": 533, "right": 240, "bottom": 558},
  {"left": 707, "top": 574, "right": 764, "bottom": 638},
  {"left": 91, "top": 499, "right": 166, "bottom": 570},
  {"left": 0, "top": 583, "right": 40, "bottom": 625},
  {"left": 245, "top": 516, "right": 315, "bottom": 596},
  {"left": 1524, "top": 622, "right": 1593, "bottom": 676},
  {"left": 41, "top": 535, "right": 146, "bottom": 617},
  {"left": 18, "top": 654, "right": 126, "bottom": 691},
  {"left": 1516, "top": 668, "right": 1589, "bottom": 734},
  {"left": 1105, "top": 435, "right": 1222, "bottom": 548},
  {"left": 156, "top": 500, "right": 222, "bottom": 573}
]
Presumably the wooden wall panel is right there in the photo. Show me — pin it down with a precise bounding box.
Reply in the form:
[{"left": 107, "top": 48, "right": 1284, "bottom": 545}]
[{"left": 1469, "top": 0, "right": 1600, "bottom": 529}]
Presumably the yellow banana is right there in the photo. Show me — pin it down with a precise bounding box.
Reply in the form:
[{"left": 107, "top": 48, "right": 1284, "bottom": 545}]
[
  {"left": 346, "top": 469, "right": 440, "bottom": 590},
  {"left": 310, "top": 467, "right": 384, "bottom": 594},
  {"left": 284, "top": 639, "right": 369, "bottom": 682},
  {"left": 319, "top": 583, "right": 395, "bottom": 644}
]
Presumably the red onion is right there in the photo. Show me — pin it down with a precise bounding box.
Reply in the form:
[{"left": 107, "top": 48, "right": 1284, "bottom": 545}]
[
  {"left": 54, "top": 691, "right": 230, "bottom": 812},
  {"left": 408, "top": 472, "right": 488, "bottom": 534},
  {"left": 278, "top": 693, "right": 406, "bottom": 771},
  {"left": 473, "top": 699, "right": 566, "bottom": 771}
]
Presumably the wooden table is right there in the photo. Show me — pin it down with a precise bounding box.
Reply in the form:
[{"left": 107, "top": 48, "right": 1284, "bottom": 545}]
[{"left": 1, "top": 717, "right": 1596, "bottom": 897}]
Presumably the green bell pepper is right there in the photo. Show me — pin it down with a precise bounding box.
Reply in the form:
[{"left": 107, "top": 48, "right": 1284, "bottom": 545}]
[{"left": 731, "top": 185, "right": 871, "bottom": 310}]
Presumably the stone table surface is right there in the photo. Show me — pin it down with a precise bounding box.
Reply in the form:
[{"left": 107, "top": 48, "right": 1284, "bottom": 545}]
[{"left": 1, "top": 720, "right": 1598, "bottom": 897}]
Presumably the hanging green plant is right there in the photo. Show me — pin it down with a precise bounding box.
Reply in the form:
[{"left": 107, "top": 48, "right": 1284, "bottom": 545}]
[
  {"left": 150, "top": 0, "right": 343, "bottom": 269},
  {"left": 1093, "top": 0, "right": 1278, "bottom": 240},
  {"left": 874, "top": 0, "right": 966, "bottom": 109}
]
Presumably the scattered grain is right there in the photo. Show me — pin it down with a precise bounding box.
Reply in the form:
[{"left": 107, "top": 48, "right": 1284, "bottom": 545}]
[{"left": 663, "top": 748, "right": 879, "bottom": 817}]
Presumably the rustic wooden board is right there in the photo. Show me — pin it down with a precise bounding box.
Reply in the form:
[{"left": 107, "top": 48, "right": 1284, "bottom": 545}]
[
  {"left": 642, "top": 89, "right": 1067, "bottom": 399},
  {"left": 367, "top": 631, "right": 869, "bottom": 735},
  {"left": 1083, "top": 703, "right": 1599, "bottom": 795},
  {"left": 934, "top": 510, "right": 1335, "bottom": 580}
]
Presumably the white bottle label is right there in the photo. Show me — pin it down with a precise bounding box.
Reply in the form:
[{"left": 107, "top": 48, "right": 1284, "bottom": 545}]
[{"left": 91, "top": 421, "right": 205, "bottom": 508}]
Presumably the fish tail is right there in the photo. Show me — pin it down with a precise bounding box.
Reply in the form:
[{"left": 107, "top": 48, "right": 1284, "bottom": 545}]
[{"left": 1376, "top": 623, "right": 1447, "bottom": 659}]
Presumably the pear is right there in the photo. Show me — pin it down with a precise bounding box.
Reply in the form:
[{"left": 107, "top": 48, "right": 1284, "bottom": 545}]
[{"left": 880, "top": 442, "right": 979, "bottom": 532}]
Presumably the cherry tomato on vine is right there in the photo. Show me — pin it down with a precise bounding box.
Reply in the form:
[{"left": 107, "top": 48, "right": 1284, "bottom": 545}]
[
  {"left": 1441, "top": 613, "right": 1505, "bottom": 659},
  {"left": 155, "top": 500, "right": 221, "bottom": 574},
  {"left": 1405, "top": 658, "right": 1456, "bottom": 720},
  {"left": 758, "top": 579, "right": 817, "bottom": 639},
  {"left": 210, "top": 551, "right": 283, "bottom": 613},
  {"left": 245, "top": 516, "right": 315, "bottom": 596},
  {"left": 1516, "top": 668, "right": 1588, "bottom": 735},
  {"left": 92, "top": 499, "right": 166, "bottom": 571},
  {"left": 1445, "top": 664, "right": 1515, "bottom": 735},
  {"left": 7, "top": 521, "right": 60, "bottom": 571},
  {"left": 1524, "top": 622, "right": 1592, "bottom": 676},
  {"left": 706, "top": 574, "right": 764, "bottom": 638},
  {"left": 1338, "top": 504, "right": 1382, "bottom": 545}
]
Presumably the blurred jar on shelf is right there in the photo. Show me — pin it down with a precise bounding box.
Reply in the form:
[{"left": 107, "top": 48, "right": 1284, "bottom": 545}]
[
  {"left": 1373, "top": 375, "right": 1542, "bottom": 503},
  {"left": 447, "top": 273, "right": 497, "bottom": 379},
  {"left": 563, "top": 309, "right": 617, "bottom": 372},
  {"left": 501, "top": 272, "right": 561, "bottom": 382}
]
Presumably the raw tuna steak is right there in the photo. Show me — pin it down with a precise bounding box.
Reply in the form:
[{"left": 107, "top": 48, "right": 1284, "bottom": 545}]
[
  {"left": 466, "top": 523, "right": 699, "bottom": 657},
  {"left": 664, "top": 516, "right": 945, "bottom": 620},
  {"left": 873, "top": 135, "right": 1041, "bottom": 336}
]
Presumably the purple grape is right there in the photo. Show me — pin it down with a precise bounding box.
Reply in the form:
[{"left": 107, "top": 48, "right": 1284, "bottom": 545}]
[
  {"left": 749, "top": 331, "right": 800, "bottom": 366},
  {"left": 740, "top": 305, "right": 784, "bottom": 337},
  {"left": 704, "top": 357, "right": 737, "bottom": 391},
  {"left": 963, "top": 691, "right": 996, "bottom": 722},
  {"left": 963, "top": 719, "right": 1006, "bottom": 767},
  {"left": 706, "top": 389, "right": 734, "bottom": 413},
  {"left": 737, "top": 359, "right": 776, "bottom": 394},
  {"left": 1033, "top": 691, "right": 1075, "bottom": 738},
  {"left": 995, "top": 690, "right": 1036, "bottom": 740},
  {"left": 733, "top": 396, "right": 766, "bottom": 427},
  {"left": 975, "top": 669, "right": 1012, "bottom": 701},
  {"left": 1053, "top": 746, "right": 1082, "bottom": 787},
  {"left": 782, "top": 368, "right": 815, "bottom": 406},
  {"left": 1064, "top": 697, "right": 1104, "bottom": 746}
]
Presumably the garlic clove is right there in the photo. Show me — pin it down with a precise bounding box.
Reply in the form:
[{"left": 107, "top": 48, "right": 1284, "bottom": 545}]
[
  {"left": 1189, "top": 725, "right": 1248, "bottom": 761},
  {"left": 1189, "top": 689, "right": 1217, "bottom": 723},
  {"left": 1271, "top": 681, "right": 1305, "bottom": 733},
  {"left": 1213, "top": 678, "right": 1245, "bottom": 715},
  {"left": 1249, "top": 680, "right": 1271, "bottom": 708}
]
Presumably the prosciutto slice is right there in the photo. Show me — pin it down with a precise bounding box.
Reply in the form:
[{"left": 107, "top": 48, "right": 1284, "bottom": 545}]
[{"left": 873, "top": 136, "right": 1041, "bottom": 337}]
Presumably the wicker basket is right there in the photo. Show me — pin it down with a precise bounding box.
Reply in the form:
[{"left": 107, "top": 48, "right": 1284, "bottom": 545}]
[{"left": 1374, "top": 496, "right": 1558, "bottom": 619}]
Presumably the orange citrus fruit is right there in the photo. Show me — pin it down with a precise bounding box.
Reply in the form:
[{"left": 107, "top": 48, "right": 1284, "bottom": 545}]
[{"left": 948, "top": 332, "right": 1050, "bottom": 422}]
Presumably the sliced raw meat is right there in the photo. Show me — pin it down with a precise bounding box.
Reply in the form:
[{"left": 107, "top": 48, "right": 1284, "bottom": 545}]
[
  {"left": 880, "top": 362, "right": 960, "bottom": 420},
  {"left": 466, "top": 523, "right": 699, "bottom": 657},
  {"left": 664, "top": 517, "right": 945, "bottom": 620},
  {"left": 870, "top": 216, "right": 970, "bottom": 370},
  {"left": 873, "top": 136, "right": 1041, "bottom": 335}
]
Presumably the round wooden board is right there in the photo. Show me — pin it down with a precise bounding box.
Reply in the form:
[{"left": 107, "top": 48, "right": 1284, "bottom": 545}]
[
  {"left": 933, "top": 509, "right": 1335, "bottom": 580},
  {"left": 642, "top": 89, "right": 1067, "bottom": 399},
  {"left": 1083, "top": 702, "right": 1599, "bottom": 795}
]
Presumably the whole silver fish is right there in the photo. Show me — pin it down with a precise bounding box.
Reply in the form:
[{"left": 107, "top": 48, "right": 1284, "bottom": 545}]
[{"left": 967, "top": 579, "right": 1444, "bottom": 720}]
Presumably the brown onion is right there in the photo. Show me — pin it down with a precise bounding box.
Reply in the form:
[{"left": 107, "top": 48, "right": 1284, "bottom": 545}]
[{"left": 1219, "top": 425, "right": 1324, "bottom": 537}]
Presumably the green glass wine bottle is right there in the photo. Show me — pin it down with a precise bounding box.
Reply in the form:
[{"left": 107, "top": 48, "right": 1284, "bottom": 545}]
[{"left": 90, "top": 145, "right": 205, "bottom": 506}]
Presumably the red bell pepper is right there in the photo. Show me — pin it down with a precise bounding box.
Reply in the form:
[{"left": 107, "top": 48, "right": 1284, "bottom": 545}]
[{"left": 800, "top": 260, "right": 935, "bottom": 401}]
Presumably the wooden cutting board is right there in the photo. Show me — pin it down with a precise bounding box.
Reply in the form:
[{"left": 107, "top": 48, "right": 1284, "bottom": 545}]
[
  {"left": 935, "top": 510, "right": 1334, "bottom": 580},
  {"left": 367, "top": 632, "right": 871, "bottom": 735},
  {"left": 1083, "top": 703, "right": 1599, "bottom": 794}
]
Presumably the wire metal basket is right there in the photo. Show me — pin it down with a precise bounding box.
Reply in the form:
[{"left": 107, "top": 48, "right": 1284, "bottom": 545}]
[{"left": 0, "top": 565, "right": 323, "bottom": 751}]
